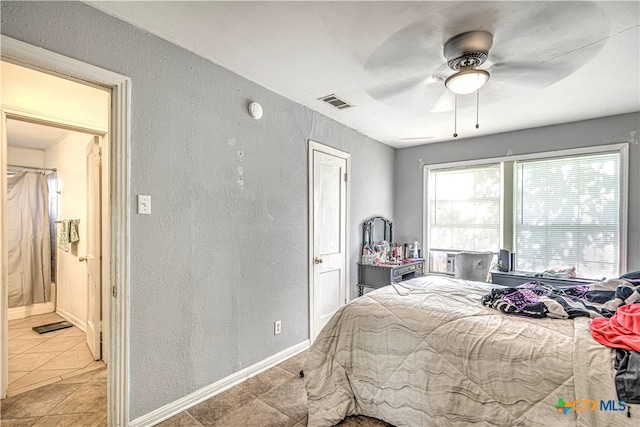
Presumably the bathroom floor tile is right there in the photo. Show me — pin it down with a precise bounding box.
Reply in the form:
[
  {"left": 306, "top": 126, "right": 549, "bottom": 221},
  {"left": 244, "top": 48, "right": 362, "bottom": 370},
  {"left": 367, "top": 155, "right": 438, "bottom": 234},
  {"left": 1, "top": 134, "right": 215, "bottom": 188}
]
[
  {"left": 8, "top": 371, "right": 29, "bottom": 386},
  {"left": 70, "top": 340, "right": 91, "bottom": 350},
  {"left": 52, "top": 326, "right": 85, "bottom": 338},
  {"left": 8, "top": 318, "right": 26, "bottom": 327},
  {"left": 25, "top": 336, "right": 85, "bottom": 353},
  {"left": 8, "top": 351, "right": 61, "bottom": 372},
  {"left": 26, "top": 328, "right": 72, "bottom": 339},
  {"left": 5, "top": 313, "right": 105, "bottom": 399},
  {"left": 8, "top": 327, "right": 39, "bottom": 340},
  {"left": 8, "top": 338, "right": 42, "bottom": 355},
  {"left": 11, "top": 313, "right": 65, "bottom": 329},
  {"left": 0, "top": 416, "right": 42, "bottom": 426},
  {"left": 38, "top": 348, "right": 95, "bottom": 370}
]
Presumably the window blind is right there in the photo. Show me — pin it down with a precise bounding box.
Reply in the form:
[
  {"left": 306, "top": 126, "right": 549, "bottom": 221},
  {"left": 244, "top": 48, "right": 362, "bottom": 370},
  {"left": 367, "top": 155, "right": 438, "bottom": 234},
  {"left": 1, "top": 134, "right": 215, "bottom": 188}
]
[{"left": 514, "top": 152, "right": 620, "bottom": 278}]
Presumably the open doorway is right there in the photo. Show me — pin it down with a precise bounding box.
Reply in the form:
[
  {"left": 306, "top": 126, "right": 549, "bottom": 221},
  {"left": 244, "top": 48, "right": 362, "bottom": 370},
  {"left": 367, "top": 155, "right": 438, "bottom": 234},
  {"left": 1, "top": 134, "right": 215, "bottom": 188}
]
[
  {"left": 1, "top": 36, "right": 131, "bottom": 425},
  {"left": 5, "top": 117, "right": 108, "bottom": 397}
]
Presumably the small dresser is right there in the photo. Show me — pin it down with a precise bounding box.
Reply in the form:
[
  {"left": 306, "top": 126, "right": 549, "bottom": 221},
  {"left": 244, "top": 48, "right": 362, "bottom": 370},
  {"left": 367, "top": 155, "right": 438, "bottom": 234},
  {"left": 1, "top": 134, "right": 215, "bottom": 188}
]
[{"left": 357, "top": 260, "right": 425, "bottom": 296}]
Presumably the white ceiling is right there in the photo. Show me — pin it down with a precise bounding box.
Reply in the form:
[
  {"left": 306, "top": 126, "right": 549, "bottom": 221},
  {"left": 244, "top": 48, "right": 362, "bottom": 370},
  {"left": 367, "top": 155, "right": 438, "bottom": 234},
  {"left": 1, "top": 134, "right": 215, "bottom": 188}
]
[
  {"left": 7, "top": 119, "right": 72, "bottom": 151},
  {"left": 88, "top": 1, "right": 639, "bottom": 148}
]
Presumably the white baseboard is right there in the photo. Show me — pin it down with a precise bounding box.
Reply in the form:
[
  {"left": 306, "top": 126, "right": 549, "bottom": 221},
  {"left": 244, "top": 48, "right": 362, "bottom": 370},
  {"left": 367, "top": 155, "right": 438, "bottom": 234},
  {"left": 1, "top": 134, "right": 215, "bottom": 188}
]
[
  {"left": 55, "top": 307, "right": 86, "bottom": 332},
  {"left": 129, "top": 340, "right": 310, "bottom": 427},
  {"left": 8, "top": 302, "right": 55, "bottom": 321}
]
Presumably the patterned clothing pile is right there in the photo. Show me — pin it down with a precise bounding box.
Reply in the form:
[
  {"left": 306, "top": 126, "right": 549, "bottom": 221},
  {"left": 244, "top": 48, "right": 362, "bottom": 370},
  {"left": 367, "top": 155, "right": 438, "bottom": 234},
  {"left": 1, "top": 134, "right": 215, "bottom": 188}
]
[
  {"left": 482, "top": 275, "right": 640, "bottom": 405},
  {"left": 481, "top": 278, "right": 639, "bottom": 319}
]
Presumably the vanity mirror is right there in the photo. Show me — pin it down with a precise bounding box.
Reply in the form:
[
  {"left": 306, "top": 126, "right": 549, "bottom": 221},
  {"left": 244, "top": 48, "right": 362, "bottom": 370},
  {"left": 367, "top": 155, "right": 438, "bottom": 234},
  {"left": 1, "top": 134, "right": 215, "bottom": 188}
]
[
  {"left": 358, "top": 216, "right": 425, "bottom": 296},
  {"left": 363, "top": 216, "right": 393, "bottom": 247}
]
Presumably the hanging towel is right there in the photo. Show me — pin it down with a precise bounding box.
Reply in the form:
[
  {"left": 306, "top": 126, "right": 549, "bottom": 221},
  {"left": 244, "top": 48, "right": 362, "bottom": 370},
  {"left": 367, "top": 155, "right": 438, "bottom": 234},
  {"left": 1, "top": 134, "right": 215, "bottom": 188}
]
[
  {"left": 69, "top": 220, "right": 80, "bottom": 243},
  {"left": 58, "top": 220, "right": 70, "bottom": 252}
]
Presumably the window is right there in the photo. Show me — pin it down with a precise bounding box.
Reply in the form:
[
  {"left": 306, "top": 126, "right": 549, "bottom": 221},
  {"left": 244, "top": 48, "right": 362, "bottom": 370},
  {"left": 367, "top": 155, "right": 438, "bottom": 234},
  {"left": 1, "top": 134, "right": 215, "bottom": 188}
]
[
  {"left": 425, "top": 146, "right": 626, "bottom": 279},
  {"left": 514, "top": 152, "right": 620, "bottom": 279},
  {"left": 427, "top": 164, "right": 501, "bottom": 273}
]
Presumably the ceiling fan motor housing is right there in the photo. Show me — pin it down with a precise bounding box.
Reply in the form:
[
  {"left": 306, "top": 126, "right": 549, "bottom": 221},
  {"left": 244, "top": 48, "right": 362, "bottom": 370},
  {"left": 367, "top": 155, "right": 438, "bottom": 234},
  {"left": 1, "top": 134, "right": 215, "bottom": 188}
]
[{"left": 444, "top": 30, "right": 493, "bottom": 71}]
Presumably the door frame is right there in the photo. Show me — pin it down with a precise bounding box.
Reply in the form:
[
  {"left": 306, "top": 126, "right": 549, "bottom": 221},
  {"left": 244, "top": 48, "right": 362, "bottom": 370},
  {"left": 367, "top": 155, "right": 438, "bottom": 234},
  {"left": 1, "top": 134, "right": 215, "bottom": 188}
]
[
  {"left": 0, "top": 36, "right": 131, "bottom": 426},
  {"left": 85, "top": 136, "right": 102, "bottom": 361},
  {"left": 307, "top": 140, "right": 350, "bottom": 341}
]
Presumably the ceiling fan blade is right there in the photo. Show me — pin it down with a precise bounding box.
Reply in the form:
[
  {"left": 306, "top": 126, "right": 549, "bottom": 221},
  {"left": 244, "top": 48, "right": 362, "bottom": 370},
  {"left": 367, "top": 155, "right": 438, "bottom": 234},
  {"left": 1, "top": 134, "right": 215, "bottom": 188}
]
[
  {"left": 364, "top": 21, "right": 443, "bottom": 79},
  {"left": 490, "top": 36, "right": 607, "bottom": 89},
  {"left": 367, "top": 76, "right": 447, "bottom": 112},
  {"left": 488, "top": 63, "right": 565, "bottom": 89},
  {"left": 486, "top": 1, "right": 610, "bottom": 88},
  {"left": 366, "top": 75, "right": 427, "bottom": 101}
]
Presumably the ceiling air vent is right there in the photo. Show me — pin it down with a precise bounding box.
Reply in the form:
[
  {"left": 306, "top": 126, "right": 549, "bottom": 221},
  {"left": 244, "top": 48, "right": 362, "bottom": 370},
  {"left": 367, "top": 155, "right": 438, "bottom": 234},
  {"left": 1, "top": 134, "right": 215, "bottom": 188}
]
[{"left": 318, "top": 94, "right": 354, "bottom": 110}]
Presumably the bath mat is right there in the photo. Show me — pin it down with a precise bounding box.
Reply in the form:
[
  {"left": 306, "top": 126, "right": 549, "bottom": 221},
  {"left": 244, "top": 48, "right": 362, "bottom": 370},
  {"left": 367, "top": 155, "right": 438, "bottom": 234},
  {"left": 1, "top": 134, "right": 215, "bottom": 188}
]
[{"left": 32, "top": 321, "right": 73, "bottom": 334}]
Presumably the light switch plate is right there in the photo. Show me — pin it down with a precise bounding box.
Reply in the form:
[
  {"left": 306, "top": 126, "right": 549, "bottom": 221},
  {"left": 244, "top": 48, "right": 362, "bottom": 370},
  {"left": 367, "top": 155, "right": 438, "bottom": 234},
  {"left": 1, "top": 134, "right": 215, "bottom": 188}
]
[{"left": 137, "top": 195, "right": 151, "bottom": 214}]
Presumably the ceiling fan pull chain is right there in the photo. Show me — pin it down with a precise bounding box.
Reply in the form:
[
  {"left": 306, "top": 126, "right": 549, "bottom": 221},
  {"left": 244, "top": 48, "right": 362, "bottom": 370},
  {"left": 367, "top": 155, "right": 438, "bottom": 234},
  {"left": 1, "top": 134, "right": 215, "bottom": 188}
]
[
  {"left": 453, "top": 94, "right": 458, "bottom": 138},
  {"left": 476, "top": 90, "right": 480, "bottom": 129}
]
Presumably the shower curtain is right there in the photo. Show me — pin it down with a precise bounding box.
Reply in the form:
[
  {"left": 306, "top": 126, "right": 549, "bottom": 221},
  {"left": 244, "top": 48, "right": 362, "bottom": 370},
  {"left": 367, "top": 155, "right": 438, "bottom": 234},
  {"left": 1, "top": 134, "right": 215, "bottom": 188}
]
[{"left": 7, "top": 171, "right": 51, "bottom": 308}]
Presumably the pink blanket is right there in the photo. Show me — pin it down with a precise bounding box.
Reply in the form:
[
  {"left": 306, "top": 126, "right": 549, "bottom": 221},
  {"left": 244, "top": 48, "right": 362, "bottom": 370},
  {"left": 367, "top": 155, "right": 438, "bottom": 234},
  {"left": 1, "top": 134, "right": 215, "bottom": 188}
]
[{"left": 590, "top": 304, "right": 640, "bottom": 352}]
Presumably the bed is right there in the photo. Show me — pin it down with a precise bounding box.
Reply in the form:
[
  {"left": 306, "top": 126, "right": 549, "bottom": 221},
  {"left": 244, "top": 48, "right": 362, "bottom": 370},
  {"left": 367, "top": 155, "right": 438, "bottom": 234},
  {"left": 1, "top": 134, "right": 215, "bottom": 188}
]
[{"left": 303, "top": 275, "right": 636, "bottom": 426}]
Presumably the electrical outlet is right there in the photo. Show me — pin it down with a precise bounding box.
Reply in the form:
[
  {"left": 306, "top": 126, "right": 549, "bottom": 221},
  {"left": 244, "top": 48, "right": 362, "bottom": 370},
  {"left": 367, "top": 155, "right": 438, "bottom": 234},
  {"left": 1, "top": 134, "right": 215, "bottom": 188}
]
[{"left": 274, "top": 320, "right": 281, "bottom": 335}]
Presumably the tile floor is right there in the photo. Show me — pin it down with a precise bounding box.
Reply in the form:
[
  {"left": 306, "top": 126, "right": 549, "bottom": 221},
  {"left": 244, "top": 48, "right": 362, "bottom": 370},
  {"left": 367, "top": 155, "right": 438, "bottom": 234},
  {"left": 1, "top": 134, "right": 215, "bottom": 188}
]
[
  {"left": 157, "top": 350, "right": 391, "bottom": 427},
  {"left": 6, "top": 312, "right": 105, "bottom": 397},
  {"left": 1, "top": 365, "right": 107, "bottom": 426},
  {"left": 2, "top": 312, "right": 107, "bottom": 426},
  {"left": 3, "top": 316, "right": 389, "bottom": 426}
]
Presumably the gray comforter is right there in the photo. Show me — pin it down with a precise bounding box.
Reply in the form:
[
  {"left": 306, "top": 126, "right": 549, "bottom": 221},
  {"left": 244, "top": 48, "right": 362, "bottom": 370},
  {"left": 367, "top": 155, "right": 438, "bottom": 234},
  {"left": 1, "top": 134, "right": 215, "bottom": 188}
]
[{"left": 304, "top": 276, "right": 636, "bottom": 426}]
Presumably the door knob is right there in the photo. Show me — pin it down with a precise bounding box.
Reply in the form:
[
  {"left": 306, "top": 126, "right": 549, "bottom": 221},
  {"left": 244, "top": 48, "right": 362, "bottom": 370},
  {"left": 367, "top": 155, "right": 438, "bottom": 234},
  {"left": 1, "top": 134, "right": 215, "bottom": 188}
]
[
  {"left": 79, "top": 256, "right": 88, "bottom": 262},
  {"left": 314, "top": 257, "right": 323, "bottom": 264}
]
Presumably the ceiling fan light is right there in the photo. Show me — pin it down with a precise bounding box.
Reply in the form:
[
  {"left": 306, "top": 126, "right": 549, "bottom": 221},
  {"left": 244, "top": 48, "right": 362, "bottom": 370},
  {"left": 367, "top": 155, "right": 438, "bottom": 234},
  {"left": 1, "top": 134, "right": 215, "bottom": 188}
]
[{"left": 445, "top": 67, "right": 490, "bottom": 94}]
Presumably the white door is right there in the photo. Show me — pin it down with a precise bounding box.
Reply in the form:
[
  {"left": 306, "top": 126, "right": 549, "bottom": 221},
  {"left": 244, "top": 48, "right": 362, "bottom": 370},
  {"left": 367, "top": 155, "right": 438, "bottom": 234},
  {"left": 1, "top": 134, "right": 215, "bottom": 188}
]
[
  {"left": 309, "top": 141, "right": 349, "bottom": 341},
  {"left": 85, "top": 137, "right": 101, "bottom": 360}
]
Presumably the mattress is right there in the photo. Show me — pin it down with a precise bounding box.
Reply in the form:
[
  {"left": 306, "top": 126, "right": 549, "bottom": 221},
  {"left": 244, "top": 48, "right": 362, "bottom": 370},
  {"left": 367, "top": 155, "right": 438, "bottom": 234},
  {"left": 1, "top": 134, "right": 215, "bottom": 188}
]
[{"left": 304, "top": 275, "right": 635, "bottom": 426}]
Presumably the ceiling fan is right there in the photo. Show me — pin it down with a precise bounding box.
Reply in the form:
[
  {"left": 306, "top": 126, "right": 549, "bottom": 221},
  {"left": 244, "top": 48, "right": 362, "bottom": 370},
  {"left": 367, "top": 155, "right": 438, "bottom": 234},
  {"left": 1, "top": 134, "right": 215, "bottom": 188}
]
[
  {"left": 364, "top": 1, "right": 610, "bottom": 115},
  {"left": 442, "top": 30, "right": 492, "bottom": 95}
]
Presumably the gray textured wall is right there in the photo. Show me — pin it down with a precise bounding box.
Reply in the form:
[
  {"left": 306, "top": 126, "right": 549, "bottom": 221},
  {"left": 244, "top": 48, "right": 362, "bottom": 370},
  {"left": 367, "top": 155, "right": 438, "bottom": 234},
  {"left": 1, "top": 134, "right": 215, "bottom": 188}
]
[
  {"left": 394, "top": 113, "right": 640, "bottom": 272},
  {"left": 0, "top": 1, "right": 394, "bottom": 419}
]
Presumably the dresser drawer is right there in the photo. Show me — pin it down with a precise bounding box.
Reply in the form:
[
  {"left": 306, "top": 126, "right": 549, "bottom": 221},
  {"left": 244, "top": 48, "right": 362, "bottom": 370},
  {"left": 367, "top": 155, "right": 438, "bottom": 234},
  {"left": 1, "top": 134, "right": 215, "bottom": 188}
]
[
  {"left": 357, "top": 260, "right": 425, "bottom": 295},
  {"left": 392, "top": 263, "right": 419, "bottom": 280}
]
